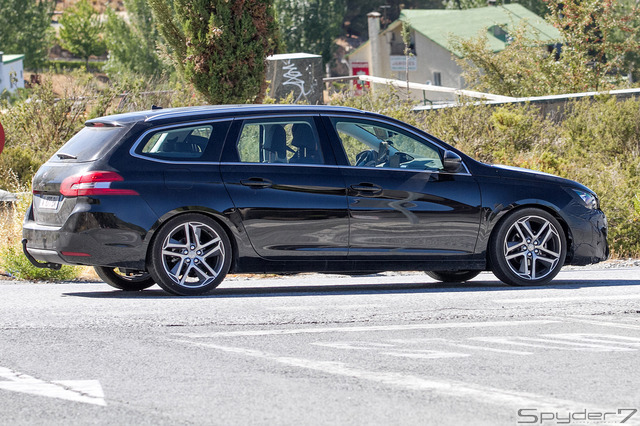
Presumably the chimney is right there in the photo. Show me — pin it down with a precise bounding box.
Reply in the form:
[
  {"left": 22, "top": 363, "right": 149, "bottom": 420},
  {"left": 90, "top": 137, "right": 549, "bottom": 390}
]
[{"left": 367, "top": 12, "right": 382, "bottom": 80}]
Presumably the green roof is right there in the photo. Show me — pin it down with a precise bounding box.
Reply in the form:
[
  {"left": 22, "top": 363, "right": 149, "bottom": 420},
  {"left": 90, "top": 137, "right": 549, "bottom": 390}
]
[
  {"left": 2, "top": 54, "right": 25, "bottom": 64},
  {"left": 400, "top": 4, "right": 561, "bottom": 57}
]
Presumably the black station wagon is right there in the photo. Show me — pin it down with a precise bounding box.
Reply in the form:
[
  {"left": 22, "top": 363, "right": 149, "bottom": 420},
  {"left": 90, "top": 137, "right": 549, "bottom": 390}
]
[{"left": 22, "top": 105, "right": 608, "bottom": 295}]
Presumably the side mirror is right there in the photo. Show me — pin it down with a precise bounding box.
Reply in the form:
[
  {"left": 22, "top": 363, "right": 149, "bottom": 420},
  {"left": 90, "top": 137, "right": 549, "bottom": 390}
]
[{"left": 443, "top": 150, "right": 463, "bottom": 173}]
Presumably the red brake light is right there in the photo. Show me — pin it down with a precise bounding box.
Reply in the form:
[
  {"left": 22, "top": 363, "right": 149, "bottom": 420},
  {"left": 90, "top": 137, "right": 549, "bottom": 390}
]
[{"left": 60, "top": 171, "right": 139, "bottom": 197}]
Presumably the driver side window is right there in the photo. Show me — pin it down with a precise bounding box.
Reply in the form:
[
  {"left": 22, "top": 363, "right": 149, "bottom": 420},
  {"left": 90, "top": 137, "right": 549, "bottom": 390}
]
[{"left": 330, "top": 118, "right": 443, "bottom": 171}]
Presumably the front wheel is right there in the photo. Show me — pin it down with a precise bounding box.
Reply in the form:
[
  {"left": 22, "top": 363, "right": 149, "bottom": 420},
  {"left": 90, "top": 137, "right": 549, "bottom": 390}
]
[
  {"left": 489, "top": 208, "right": 566, "bottom": 286},
  {"left": 148, "top": 214, "right": 231, "bottom": 296},
  {"left": 426, "top": 270, "right": 481, "bottom": 283},
  {"left": 94, "top": 266, "right": 155, "bottom": 291}
]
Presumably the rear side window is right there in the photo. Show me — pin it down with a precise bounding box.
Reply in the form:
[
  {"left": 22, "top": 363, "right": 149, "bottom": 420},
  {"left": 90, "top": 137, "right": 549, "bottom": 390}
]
[
  {"left": 133, "top": 121, "right": 230, "bottom": 162},
  {"left": 139, "top": 125, "right": 212, "bottom": 159},
  {"left": 51, "top": 126, "right": 125, "bottom": 162},
  {"left": 236, "top": 118, "right": 324, "bottom": 164}
]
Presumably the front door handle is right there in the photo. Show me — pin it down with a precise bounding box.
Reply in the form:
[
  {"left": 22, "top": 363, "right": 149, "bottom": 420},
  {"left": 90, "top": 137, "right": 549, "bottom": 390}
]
[{"left": 350, "top": 183, "right": 383, "bottom": 195}]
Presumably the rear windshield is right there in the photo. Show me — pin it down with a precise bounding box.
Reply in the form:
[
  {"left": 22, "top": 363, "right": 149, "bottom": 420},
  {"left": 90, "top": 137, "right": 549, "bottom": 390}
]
[{"left": 50, "top": 126, "right": 126, "bottom": 163}]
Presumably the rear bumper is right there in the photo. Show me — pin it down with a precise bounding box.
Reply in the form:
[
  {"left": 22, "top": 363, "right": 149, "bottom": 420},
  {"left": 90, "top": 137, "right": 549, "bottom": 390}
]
[{"left": 22, "top": 207, "right": 150, "bottom": 270}]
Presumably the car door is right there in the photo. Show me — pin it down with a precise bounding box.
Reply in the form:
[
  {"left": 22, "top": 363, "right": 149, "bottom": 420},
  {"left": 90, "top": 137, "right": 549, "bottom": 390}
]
[
  {"left": 219, "top": 115, "right": 349, "bottom": 260},
  {"left": 323, "top": 115, "right": 482, "bottom": 260}
]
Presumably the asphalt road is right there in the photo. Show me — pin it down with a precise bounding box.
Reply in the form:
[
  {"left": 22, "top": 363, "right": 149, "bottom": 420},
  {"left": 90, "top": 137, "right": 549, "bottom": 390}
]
[{"left": 0, "top": 265, "right": 639, "bottom": 425}]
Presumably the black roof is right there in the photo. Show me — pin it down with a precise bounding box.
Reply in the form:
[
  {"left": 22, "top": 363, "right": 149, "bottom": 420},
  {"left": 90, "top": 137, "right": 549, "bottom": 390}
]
[{"left": 85, "top": 104, "right": 365, "bottom": 127}]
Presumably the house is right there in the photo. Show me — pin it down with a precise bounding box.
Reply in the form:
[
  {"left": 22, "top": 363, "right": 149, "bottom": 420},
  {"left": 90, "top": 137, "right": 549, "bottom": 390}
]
[
  {"left": 0, "top": 52, "right": 25, "bottom": 94},
  {"left": 347, "top": 4, "right": 560, "bottom": 101}
]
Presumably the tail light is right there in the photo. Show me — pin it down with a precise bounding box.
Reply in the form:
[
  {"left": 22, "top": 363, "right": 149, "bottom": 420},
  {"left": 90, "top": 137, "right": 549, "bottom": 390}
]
[{"left": 60, "top": 171, "right": 139, "bottom": 197}]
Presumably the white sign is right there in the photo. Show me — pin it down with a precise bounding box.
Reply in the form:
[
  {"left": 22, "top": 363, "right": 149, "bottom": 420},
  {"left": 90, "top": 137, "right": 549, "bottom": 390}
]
[{"left": 390, "top": 56, "right": 417, "bottom": 72}]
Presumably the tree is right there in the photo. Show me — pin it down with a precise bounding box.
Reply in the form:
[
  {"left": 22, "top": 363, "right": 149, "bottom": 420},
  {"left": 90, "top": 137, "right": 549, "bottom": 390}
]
[
  {"left": 274, "top": 0, "right": 346, "bottom": 63},
  {"left": 148, "top": 0, "right": 279, "bottom": 104},
  {"left": 451, "top": 0, "right": 640, "bottom": 97},
  {"left": 0, "top": 0, "right": 54, "bottom": 71},
  {"left": 58, "top": 0, "right": 107, "bottom": 69},
  {"left": 104, "top": 0, "right": 173, "bottom": 77},
  {"left": 544, "top": 0, "right": 640, "bottom": 89}
]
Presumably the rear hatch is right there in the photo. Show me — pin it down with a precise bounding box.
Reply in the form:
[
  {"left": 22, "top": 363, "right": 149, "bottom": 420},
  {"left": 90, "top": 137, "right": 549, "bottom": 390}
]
[{"left": 31, "top": 125, "right": 127, "bottom": 226}]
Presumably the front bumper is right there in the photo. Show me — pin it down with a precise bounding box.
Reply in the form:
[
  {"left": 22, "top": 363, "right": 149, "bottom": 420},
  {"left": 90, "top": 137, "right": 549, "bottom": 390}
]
[{"left": 566, "top": 208, "right": 609, "bottom": 266}]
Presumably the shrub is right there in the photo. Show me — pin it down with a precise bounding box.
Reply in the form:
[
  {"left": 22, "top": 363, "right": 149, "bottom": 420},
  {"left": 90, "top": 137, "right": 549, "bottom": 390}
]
[{"left": 0, "top": 192, "right": 80, "bottom": 281}]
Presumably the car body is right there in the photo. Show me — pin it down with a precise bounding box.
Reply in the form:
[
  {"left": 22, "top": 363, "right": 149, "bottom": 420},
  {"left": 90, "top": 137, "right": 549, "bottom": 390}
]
[{"left": 22, "top": 105, "right": 608, "bottom": 295}]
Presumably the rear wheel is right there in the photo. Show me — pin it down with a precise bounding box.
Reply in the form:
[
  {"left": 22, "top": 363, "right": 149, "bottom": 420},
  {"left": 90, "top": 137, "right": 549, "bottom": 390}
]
[
  {"left": 148, "top": 214, "right": 231, "bottom": 296},
  {"left": 489, "top": 208, "right": 566, "bottom": 286},
  {"left": 94, "top": 266, "right": 155, "bottom": 291},
  {"left": 426, "top": 270, "right": 480, "bottom": 283}
]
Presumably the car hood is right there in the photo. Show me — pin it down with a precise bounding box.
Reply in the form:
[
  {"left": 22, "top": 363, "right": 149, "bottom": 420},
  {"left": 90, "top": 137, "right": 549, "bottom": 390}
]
[{"left": 487, "top": 164, "right": 594, "bottom": 193}]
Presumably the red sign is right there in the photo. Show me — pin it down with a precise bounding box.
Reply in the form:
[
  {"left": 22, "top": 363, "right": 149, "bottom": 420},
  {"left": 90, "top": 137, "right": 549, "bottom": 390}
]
[
  {"left": 351, "top": 61, "right": 370, "bottom": 91},
  {"left": 0, "top": 121, "right": 4, "bottom": 155}
]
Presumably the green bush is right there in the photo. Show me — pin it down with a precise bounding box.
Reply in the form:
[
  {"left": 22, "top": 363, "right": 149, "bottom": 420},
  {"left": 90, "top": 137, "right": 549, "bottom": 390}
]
[
  {"left": 0, "top": 193, "right": 81, "bottom": 281},
  {"left": 1, "top": 245, "right": 80, "bottom": 281}
]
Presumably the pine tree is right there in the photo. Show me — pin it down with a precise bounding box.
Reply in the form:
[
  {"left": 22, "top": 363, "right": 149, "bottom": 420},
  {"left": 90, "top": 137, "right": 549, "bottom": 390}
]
[{"left": 148, "top": 0, "right": 279, "bottom": 104}]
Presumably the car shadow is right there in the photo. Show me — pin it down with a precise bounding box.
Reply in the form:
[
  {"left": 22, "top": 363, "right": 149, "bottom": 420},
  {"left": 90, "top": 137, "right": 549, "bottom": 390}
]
[{"left": 62, "top": 276, "right": 640, "bottom": 299}]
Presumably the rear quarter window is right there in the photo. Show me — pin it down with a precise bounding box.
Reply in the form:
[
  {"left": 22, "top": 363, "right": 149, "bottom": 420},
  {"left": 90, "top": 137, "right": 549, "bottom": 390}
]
[
  {"left": 133, "top": 121, "right": 230, "bottom": 162},
  {"left": 50, "top": 126, "right": 126, "bottom": 163}
]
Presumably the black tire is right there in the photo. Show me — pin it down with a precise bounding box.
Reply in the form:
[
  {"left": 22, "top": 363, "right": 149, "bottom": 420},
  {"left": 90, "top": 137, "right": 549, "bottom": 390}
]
[
  {"left": 489, "top": 208, "right": 567, "bottom": 286},
  {"left": 94, "top": 266, "right": 155, "bottom": 291},
  {"left": 147, "top": 213, "right": 231, "bottom": 296},
  {"left": 426, "top": 270, "right": 481, "bottom": 283}
]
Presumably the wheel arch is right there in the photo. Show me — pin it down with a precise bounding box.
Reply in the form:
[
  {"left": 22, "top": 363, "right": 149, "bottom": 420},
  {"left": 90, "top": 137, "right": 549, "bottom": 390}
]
[
  {"left": 143, "top": 207, "right": 241, "bottom": 272},
  {"left": 485, "top": 203, "right": 573, "bottom": 269}
]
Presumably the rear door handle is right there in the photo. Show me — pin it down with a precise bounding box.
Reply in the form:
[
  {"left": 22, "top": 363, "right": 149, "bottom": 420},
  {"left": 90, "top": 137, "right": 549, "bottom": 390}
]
[
  {"left": 350, "top": 183, "right": 383, "bottom": 195},
  {"left": 240, "top": 178, "right": 273, "bottom": 189}
]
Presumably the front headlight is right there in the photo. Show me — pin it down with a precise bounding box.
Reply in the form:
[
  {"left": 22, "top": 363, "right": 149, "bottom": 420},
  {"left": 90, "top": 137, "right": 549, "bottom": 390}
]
[{"left": 573, "top": 189, "right": 599, "bottom": 210}]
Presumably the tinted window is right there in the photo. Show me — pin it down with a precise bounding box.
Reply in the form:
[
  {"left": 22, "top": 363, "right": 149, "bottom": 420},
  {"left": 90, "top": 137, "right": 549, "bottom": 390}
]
[
  {"left": 330, "top": 118, "right": 443, "bottom": 171},
  {"left": 237, "top": 118, "right": 324, "bottom": 164},
  {"left": 51, "top": 126, "right": 125, "bottom": 162},
  {"left": 138, "top": 125, "right": 212, "bottom": 160}
]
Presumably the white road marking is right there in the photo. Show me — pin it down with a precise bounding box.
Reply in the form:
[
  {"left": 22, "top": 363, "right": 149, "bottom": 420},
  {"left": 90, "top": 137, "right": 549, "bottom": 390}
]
[
  {"left": 0, "top": 367, "right": 106, "bottom": 406},
  {"left": 381, "top": 351, "right": 470, "bottom": 359},
  {"left": 312, "top": 342, "right": 396, "bottom": 350},
  {"left": 563, "top": 317, "right": 640, "bottom": 330},
  {"left": 387, "top": 338, "right": 533, "bottom": 355},
  {"left": 494, "top": 294, "right": 640, "bottom": 303},
  {"left": 540, "top": 334, "right": 640, "bottom": 347},
  {"left": 176, "top": 319, "right": 559, "bottom": 338},
  {"left": 446, "top": 343, "right": 533, "bottom": 355},
  {"left": 172, "top": 340, "right": 595, "bottom": 412},
  {"left": 471, "top": 336, "right": 635, "bottom": 352}
]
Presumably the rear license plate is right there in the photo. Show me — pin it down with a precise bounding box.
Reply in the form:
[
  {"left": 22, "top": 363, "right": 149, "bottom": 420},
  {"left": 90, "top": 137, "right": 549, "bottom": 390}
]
[{"left": 39, "top": 195, "right": 60, "bottom": 210}]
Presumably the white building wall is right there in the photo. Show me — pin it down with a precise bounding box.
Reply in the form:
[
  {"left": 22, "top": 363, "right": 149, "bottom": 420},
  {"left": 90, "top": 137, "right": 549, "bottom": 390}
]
[
  {"left": 0, "top": 54, "right": 25, "bottom": 93},
  {"left": 348, "top": 27, "right": 464, "bottom": 103}
]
